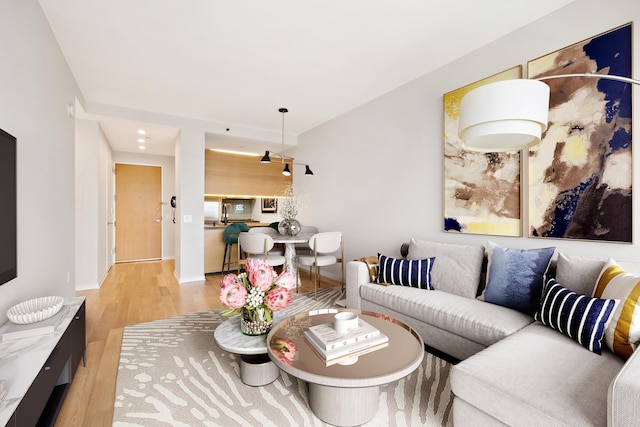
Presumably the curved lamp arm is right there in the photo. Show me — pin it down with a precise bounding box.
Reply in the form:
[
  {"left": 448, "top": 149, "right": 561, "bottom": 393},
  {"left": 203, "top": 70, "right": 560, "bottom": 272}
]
[{"left": 536, "top": 73, "right": 640, "bottom": 86}]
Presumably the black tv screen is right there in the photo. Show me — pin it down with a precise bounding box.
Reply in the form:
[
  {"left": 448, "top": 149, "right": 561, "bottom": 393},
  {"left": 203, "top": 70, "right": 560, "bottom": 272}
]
[{"left": 0, "top": 128, "right": 16, "bottom": 286}]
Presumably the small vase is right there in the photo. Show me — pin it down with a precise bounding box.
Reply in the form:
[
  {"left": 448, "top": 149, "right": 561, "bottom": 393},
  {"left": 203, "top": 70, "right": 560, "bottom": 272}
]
[
  {"left": 278, "top": 218, "right": 301, "bottom": 236},
  {"left": 240, "top": 306, "right": 273, "bottom": 335}
]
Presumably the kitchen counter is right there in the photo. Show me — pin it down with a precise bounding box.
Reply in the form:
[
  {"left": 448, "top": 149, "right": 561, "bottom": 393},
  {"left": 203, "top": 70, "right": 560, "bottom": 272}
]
[
  {"left": 204, "top": 222, "right": 273, "bottom": 273},
  {"left": 204, "top": 222, "right": 272, "bottom": 229}
]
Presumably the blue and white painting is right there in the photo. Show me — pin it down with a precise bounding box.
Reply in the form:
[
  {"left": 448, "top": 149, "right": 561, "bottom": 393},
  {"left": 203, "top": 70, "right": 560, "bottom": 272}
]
[{"left": 528, "top": 23, "right": 632, "bottom": 242}]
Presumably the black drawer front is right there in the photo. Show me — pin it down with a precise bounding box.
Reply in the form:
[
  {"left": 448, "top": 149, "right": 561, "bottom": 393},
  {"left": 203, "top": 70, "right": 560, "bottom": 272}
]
[
  {"left": 71, "top": 300, "right": 86, "bottom": 375},
  {"left": 15, "top": 330, "right": 71, "bottom": 427}
]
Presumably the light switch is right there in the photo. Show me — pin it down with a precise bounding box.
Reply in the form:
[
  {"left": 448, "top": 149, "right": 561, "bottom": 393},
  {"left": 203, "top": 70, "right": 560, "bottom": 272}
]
[{"left": 183, "top": 214, "right": 192, "bottom": 223}]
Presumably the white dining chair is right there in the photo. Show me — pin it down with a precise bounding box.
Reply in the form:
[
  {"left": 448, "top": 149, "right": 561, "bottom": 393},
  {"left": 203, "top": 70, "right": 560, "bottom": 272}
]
[
  {"left": 237, "top": 232, "right": 286, "bottom": 272},
  {"left": 297, "top": 231, "right": 344, "bottom": 299},
  {"left": 294, "top": 225, "right": 320, "bottom": 256},
  {"left": 248, "top": 227, "right": 283, "bottom": 255}
]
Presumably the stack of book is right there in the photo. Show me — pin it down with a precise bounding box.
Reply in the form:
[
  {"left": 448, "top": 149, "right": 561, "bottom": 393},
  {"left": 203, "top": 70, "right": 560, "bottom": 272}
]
[
  {"left": 0, "top": 308, "right": 66, "bottom": 342},
  {"left": 304, "top": 317, "right": 388, "bottom": 366}
]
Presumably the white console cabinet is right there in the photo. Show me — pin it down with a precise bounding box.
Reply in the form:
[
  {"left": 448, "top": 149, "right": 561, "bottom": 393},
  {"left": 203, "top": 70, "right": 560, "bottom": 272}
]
[{"left": 0, "top": 297, "right": 86, "bottom": 427}]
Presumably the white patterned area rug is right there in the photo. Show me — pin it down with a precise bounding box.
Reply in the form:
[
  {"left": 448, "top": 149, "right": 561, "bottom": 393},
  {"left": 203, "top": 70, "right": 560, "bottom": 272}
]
[{"left": 113, "top": 287, "right": 453, "bottom": 426}]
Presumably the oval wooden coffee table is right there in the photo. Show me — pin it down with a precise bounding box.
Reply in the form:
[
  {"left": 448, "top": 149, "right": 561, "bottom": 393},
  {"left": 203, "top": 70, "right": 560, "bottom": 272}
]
[{"left": 266, "top": 309, "right": 424, "bottom": 426}]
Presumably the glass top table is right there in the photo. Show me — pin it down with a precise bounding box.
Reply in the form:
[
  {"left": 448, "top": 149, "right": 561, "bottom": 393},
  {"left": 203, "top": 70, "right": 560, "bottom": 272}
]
[{"left": 266, "top": 308, "right": 424, "bottom": 426}]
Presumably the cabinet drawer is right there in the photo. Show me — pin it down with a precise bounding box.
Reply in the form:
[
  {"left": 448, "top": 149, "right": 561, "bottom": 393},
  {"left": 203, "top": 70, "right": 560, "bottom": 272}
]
[
  {"left": 15, "top": 330, "right": 71, "bottom": 426},
  {"left": 71, "top": 300, "right": 86, "bottom": 375}
]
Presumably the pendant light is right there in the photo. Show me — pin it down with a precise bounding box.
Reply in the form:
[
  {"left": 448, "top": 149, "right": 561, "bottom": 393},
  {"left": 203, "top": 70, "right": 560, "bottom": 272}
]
[
  {"left": 259, "top": 107, "right": 314, "bottom": 175},
  {"left": 279, "top": 108, "right": 291, "bottom": 176}
]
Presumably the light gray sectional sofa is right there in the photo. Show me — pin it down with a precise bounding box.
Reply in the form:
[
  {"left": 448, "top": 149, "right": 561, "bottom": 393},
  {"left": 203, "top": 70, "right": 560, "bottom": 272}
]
[{"left": 345, "top": 239, "right": 640, "bottom": 427}]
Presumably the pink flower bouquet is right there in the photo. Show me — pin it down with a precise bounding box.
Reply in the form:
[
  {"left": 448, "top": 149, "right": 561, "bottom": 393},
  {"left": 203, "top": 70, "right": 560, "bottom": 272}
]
[{"left": 220, "top": 259, "right": 295, "bottom": 319}]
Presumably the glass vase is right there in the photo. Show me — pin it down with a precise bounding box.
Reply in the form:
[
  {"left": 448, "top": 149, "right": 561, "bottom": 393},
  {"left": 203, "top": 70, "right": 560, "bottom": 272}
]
[
  {"left": 278, "top": 218, "right": 301, "bottom": 236},
  {"left": 240, "top": 306, "right": 273, "bottom": 335}
]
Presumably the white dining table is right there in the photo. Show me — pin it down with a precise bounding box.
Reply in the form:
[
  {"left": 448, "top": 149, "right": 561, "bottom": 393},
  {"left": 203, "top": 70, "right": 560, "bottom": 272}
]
[{"left": 271, "top": 231, "right": 314, "bottom": 285}]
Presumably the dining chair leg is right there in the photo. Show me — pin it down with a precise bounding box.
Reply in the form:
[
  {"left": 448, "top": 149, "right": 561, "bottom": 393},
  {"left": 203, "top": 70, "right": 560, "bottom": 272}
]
[{"left": 222, "top": 244, "right": 228, "bottom": 273}]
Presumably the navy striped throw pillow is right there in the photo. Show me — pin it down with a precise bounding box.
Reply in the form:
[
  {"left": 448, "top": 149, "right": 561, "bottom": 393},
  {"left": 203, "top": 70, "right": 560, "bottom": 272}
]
[
  {"left": 377, "top": 254, "right": 435, "bottom": 290},
  {"left": 534, "top": 279, "right": 618, "bottom": 354}
]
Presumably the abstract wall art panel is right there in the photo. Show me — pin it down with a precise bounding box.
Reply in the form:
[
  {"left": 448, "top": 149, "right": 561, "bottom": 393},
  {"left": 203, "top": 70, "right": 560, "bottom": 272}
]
[
  {"left": 443, "top": 66, "right": 522, "bottom": 236},
  {"left": 528, "top": 23, "right": 632, "bottom": 243}
]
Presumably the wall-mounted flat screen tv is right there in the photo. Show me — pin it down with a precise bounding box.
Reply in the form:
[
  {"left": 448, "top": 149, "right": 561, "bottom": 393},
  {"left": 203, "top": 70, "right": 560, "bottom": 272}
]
[{"left": 0, "top": 128, "right": 16, "bottom": 286}]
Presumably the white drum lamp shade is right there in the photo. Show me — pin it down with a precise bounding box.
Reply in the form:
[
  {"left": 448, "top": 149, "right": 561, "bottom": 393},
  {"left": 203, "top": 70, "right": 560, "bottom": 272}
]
[{"left": 458, "top": 79, "right": 550, "bottom": 152}]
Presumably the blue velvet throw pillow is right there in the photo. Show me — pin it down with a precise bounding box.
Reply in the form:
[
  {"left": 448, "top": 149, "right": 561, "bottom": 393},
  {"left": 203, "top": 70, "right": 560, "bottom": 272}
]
[
  {"left": 535, "top": 279, "right": 618, "bottom": 354},
  {"left": 377, "top": 254, "right": 435, "bottom": 290},
  {"left": 484, "top": 243, "right": 555, "bottom": 314}
]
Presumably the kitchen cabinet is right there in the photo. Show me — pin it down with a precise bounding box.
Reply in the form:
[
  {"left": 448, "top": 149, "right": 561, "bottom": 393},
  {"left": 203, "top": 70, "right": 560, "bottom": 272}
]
[
  {"left": 204, "top": 223, "right": 272, "bottom": 273},
  {"left": 204, "top": 150, "right": 292, "bottom": 196},
  {"left": 204, "top": 227, "right": 239, "bottom": 273}
]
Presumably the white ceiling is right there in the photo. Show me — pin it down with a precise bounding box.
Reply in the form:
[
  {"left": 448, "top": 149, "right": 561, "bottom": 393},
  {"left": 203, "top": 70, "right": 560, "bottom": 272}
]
[{"left": 40, "top": 0, "right": 576, "bottom": 156}]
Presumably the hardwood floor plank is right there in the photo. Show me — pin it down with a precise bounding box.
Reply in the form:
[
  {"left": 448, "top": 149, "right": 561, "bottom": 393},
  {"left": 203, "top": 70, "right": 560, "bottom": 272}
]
[{"left": 55, "top": 259, "right": 342, "bottom": 426}]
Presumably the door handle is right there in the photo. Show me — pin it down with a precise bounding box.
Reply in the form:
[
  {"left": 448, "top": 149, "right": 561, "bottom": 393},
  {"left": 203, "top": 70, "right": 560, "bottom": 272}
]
[{"left": 155, "top": 218, "right": 162, "bottom": 223}]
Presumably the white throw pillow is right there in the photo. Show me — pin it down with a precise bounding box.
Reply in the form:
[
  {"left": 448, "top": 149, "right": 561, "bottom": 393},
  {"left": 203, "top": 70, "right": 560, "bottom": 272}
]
[
  {"left": 555, "top": 252, "right": 606, "bottom": 296},
  {"left": 407, "top": 239, "right": 484, "bottom": 298}
]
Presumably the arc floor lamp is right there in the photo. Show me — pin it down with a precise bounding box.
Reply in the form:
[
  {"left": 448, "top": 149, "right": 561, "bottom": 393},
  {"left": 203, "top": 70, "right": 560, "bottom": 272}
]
[{"left": 458, "top": 73, "right": 640, "bottom": 152}]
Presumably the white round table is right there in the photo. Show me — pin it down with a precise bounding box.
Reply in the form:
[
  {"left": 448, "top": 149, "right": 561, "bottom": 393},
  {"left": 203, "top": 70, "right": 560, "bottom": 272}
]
[
  {"left": 271, "top": 231, "right": 314, "bottom": 283},
  {"left": 213, "top": 315, "right": 280, "bottom": 386}
]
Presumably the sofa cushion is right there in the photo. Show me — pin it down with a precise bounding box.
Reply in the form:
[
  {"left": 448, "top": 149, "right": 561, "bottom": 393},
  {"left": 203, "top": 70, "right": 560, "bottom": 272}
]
[
  {"left": 534, "top": 279, "right": 618, "bottom": 354},
  {"left": 359, "top": 283, "right": 532, "bottom": 347},
  {"left": 484, "top": 241, "right": 555, "bottom": 315},
  {"left": 450, "top": 323, "right": 624, "bottom": 427},
  {"left": 377, "top": 254, "right": 435, "bottom": 290},
  {"left": 594, "top": 259, "right": 640, "bottom": 361},
  {"left": 407, "top": 239, "right": 484, "bottom": 299},
  {"left": 556, "top": 252, "right": 607, "bottom": 296}
]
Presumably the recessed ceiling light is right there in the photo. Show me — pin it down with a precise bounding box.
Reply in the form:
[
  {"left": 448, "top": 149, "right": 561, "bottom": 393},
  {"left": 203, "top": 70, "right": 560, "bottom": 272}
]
[
  {"left": 139, "top": 145, "right": 146, "bottom": 150},
  {"left": 137, "top": 138, "right": 145, "bottom": 143},
  {"left": 138, "top": 129, "right": 146, "bottom": 135}
]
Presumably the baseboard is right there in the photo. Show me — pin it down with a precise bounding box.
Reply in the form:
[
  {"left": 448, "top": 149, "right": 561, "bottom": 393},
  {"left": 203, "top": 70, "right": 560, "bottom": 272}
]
[
  {"left": 75, "top": 282, "right": 99, "bottom": 291},
  {"left": 177, "top": 275, "right": 206, "bottom": 284}
]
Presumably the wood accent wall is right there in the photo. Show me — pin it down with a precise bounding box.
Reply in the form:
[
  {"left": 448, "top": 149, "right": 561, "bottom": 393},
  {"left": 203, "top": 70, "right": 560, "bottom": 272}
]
[{"left": 204, "top": 150, "right": 293, "bottom": 197}]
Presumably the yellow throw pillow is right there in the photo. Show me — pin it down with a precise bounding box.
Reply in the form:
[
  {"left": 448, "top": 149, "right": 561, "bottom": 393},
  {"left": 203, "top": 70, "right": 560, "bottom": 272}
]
[{"left": 593, "top": 259, "right": 640, "bottom": 360}]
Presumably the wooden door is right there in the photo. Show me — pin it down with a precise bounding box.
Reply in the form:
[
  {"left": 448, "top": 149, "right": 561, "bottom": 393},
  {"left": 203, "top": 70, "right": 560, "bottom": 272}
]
[{"left": 115, "top": 164, "right": 162, "bottom": 262}]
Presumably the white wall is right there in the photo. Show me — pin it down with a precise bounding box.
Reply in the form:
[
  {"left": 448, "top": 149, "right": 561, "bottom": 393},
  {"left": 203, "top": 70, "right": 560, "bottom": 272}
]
[
  {"left": 0, "top": 1, "right": 81, "bottom": 323},
  {"left": 293, "top": 0, "right": 640, "bottom": 280},
  {"left": 75, "top": 118, "right": 113, "bottom": 290},
  {"left": 75, "top": 119, "right": 99, "bottom": 290},
  {"left": 111, "top": 151, "right": 176, "bottom": 260},
  {"left": 174, "top": 128, "right": 205, "bottom": 283},
  {"left": 98, "top": 126, "right": 114, "bottom": 280}
]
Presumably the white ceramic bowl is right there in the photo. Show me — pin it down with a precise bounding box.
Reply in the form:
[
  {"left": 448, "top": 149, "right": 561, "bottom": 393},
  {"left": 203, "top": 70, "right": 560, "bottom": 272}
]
[{"left": 7, "top": 296, "right": 64, "bottom": 324}]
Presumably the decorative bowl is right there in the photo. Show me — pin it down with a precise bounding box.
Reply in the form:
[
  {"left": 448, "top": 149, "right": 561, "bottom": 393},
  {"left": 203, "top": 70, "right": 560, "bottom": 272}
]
[{"left": 7, "top": 296, "right": 64, "bottom": 324}]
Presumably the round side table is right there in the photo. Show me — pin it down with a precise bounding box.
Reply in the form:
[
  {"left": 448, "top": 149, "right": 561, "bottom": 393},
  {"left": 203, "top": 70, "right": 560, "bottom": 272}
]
[{"left": 214, "top": 315, "right": 279, "bottom": 386}]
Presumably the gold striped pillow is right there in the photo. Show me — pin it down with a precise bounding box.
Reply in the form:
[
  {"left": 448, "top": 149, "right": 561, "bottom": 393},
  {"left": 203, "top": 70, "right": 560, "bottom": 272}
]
[{"left": 593, "top": 259, "right": 640, "bottom": 360}]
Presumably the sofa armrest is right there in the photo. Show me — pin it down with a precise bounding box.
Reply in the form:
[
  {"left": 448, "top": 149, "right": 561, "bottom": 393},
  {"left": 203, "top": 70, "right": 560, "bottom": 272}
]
[
  {"left": 608, "top": 348, "right": 640, "bottom": 426},
  {"left": 346, "top": 261, "right": 371, "bottom": 309}
]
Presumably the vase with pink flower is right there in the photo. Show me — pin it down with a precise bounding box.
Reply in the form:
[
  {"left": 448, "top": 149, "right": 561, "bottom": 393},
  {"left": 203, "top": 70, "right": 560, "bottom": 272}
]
[{"left": 220, "top": 259, "right": 296, "bottom": 335}]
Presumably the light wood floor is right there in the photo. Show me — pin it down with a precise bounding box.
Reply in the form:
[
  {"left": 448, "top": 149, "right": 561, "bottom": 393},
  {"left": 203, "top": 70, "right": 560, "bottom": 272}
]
[{"left": 55, "top": 259, "right": 342, "bottom": 427}]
